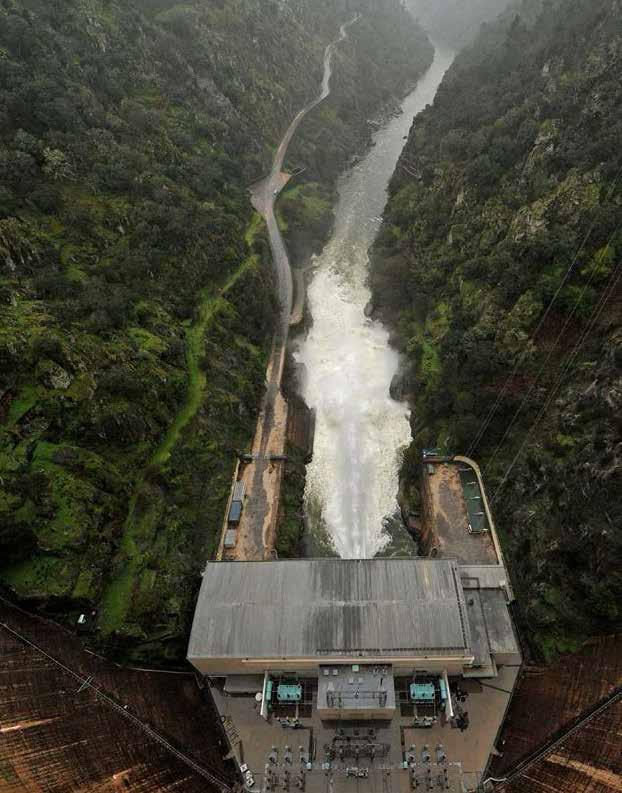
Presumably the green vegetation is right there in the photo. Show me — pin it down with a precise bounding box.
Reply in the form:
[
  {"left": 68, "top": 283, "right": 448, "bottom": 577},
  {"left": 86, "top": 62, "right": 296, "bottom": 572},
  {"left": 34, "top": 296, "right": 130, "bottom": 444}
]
[
  {"left": 151, "top": 257, "right": 256, "bottom": 470},
  {"left": 372, "top": 0, "right": 622, "bottom": 659},
  {"left": 99, "top": 239, "right": 262, "bottom": 638},
  {"left": 282, "top": 6, "right": 434, "bottom": 267},
  {"left": 277, "top": 182, "right": 334, "bottom": 267},
  {"left": 0, "top": 0, "right": 433, "bottom": 662},
  {"left": 276, "top": 443, "right": 308, "bottom": 559},
  {"left": 0, "top": 0, "right": 331, "bottom": 659}
]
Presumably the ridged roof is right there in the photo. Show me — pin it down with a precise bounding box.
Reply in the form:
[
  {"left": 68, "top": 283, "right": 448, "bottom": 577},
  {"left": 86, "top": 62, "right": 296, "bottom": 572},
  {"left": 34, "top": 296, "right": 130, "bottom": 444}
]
[{"left": 188, "top": 559, "right": 472, "bottom": 660}]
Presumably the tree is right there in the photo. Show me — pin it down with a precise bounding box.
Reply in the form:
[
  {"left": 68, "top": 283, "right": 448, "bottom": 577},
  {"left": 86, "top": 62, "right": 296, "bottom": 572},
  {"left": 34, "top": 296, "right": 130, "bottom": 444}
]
[{"left": 42, "top": 147, "right": 74, "bottom": 181}]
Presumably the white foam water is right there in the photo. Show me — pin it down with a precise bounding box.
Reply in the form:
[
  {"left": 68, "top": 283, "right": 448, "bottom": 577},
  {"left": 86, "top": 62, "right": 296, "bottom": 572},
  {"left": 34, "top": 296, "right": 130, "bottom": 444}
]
[{"left": 295, "top": 45, "right": 454, "bottom": 558}]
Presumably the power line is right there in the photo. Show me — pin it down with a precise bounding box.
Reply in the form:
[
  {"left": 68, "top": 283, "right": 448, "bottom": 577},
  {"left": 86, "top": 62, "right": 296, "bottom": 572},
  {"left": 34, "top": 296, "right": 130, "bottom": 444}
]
[
  {"left": 0, "top": 620, "right": 234, "bottom": 792},
  {"left": 502, "top": 685, "right": 622, "bottom": 785},
  {"left": 491, "top": 257, "right": 622, "bottom": 504},
  {"left": 467, "top": 163, "right": 622, "bottom": 458},
  {"left": 492, "top": 262, "right": 621, "bottom": 502},
  {"left": 484, "top": 212, "right": 622, "bottom": 477},
  {"left": 467, "top": 219, "right": 595, "bottom": 457}
]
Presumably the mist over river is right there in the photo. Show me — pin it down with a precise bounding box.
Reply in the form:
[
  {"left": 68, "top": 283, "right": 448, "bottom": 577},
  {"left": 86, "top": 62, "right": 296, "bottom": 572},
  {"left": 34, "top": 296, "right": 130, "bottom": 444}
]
[{"left": 295, "top": 45, "right": 454, "bottom": 558}]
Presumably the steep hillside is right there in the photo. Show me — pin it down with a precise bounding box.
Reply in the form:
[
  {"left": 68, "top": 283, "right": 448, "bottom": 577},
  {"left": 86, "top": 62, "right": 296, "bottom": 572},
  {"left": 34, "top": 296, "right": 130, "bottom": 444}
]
[
  {"left": 0, "top": 0, "right": 432, "bottom": 661},
  {"left": 372, "top": 0, "right": 622, "bottom": 659},
  {"left": 281, "top": 5, "right": 434, "bottom": 269}
]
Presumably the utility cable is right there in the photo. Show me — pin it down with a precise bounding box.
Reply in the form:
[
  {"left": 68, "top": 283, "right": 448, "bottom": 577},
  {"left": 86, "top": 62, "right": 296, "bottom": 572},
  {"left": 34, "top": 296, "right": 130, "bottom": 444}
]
[
  {"left": 0, "top": 621, "right": 234, "bottom": 792},
  {"left": 492, "top": 261, "right": 621, "bottom": 503},
  {"left": 467, "top": 218, "right": 596, "bottom": 458},
  {"left": 467, "top": 163, "right": 622, "bottom": 458},
  {"left": 484, "top": 213, "right": 622, "bottom": 477},
  {"left": 500, "top": 685, "right": 622, "bottom": 785},
  {"left": 491, "top": 257, "right": 622, "bottom": 504}
]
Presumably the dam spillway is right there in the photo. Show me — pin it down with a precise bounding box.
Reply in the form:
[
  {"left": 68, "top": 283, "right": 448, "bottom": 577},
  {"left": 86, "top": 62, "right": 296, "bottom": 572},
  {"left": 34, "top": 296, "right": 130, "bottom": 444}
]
[{"left": 295, "top": 45, "right": 455, "bottom": 558}]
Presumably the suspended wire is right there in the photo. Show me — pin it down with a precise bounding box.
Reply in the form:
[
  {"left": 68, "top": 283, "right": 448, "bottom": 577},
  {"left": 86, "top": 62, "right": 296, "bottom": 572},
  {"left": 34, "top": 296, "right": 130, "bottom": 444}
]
[
  {"left": 492, "top": 264, "right": 621, "bottom": 503},
  {"left": 491, "top": 258, "right": 622, "bottom": 504},
  {"left": 467, "top": 220, "right": 596, "bottom": 457},
  {"left": 484, "top": 212, "right": 622, "bottom": 476},
  {"left": 467, "top": 163, "right": 622, "bottom": 458}
]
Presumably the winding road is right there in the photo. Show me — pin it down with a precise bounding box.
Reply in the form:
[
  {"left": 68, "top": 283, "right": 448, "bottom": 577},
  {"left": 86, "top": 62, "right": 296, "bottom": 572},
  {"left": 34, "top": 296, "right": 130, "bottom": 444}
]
[
  {"left": 251, "top": 15, "right": 360, "bottom": 340},
  {"left": 226, "top": 17, "right": 359, "bottom": 561}
]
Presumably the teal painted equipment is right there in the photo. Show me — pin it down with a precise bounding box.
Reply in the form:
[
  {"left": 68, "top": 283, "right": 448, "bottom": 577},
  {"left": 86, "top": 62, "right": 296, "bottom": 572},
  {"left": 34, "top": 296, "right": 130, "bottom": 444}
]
[
  {"left": 439, "top": 679, "right": 448, "bottom": 702},
  {"left": 410, "top": 682, "right": 435, "bottom": 703},
  {"left": 266, "top": 680, "right": 273, "bottom": 700},
  {"left": 277, "top": 683, "right": 302, "bottom": 702}
]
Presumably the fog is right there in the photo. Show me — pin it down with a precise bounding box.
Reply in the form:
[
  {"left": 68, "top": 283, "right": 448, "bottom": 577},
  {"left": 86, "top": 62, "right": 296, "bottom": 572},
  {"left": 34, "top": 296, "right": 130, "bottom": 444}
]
[{"left": 407, "top": 0, "right": 514, "bottom": 47}]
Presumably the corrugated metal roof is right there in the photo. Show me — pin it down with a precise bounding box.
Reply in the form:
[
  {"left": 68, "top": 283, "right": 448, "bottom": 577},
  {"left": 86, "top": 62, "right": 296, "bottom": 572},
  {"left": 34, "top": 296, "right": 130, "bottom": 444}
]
[
  {"left": 480, "top": 589, "right": 519, "bottom": 656},
  {"left": 228, "top": 501, "right": 242, "bottom": 523},
  {"left": 188, "top": 559, "right": 472, "bottom": 661},
  {"left": 464, "top": 587, "right": 519, "bottom": 667},
  {"left": 224, "top": 529, "right": 237, "bottom": 549},
  {"left": 460, "top": 564, "right": 508, "bottom": 590}
]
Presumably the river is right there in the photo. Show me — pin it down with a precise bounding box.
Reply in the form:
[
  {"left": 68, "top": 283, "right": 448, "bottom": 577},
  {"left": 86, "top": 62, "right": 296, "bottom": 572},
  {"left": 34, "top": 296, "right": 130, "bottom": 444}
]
[{"left": 295, "top": 45, "right": 454, "bottom": 559}]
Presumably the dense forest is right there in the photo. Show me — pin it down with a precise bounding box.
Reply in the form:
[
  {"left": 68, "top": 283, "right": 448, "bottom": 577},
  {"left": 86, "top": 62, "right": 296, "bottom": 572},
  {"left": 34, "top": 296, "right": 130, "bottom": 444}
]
[
  {"left": 372, "top": 0, "right": 622, "bottom": 659},
  {"left": 0, "top": 0, "right": 431, "bottom": 662}
]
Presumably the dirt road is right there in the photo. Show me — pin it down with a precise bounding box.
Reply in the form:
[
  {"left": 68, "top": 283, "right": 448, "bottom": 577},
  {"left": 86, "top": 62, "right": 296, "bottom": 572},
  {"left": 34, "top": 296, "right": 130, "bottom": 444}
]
[{"left": 229, "top": 18, "right": 359, "bottom": 561}]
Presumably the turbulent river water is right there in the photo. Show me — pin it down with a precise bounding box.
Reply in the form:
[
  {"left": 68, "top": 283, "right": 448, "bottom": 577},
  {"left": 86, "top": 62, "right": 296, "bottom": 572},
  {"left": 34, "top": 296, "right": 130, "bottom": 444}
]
[{"left": 295, "top": 45, "right": 454, "bottom": 559}]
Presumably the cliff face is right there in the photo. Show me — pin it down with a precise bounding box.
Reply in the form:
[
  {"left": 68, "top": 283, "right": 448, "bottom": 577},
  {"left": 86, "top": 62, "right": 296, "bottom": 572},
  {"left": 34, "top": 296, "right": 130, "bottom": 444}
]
[
  {"left": 372, "top": 0, "right": 622, "bottom": 659},
  {"left": 0, "top": 0, "right": 431, "bottom": 659}
]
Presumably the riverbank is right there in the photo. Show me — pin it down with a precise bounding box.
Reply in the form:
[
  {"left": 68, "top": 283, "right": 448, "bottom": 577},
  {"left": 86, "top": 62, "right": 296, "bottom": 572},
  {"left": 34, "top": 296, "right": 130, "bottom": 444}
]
[
  {"left": 369, "top": 1, "right": 622, "bottom": 659},
  {"left": 282, "top": 46, "right": 454, "bottom": 560},
  {"left": 0, "top": 0, "right": 433, "bottom": 664},
  {"left": 278, "top": 9, "right": 434, "bottom": 278},
  {"left": 252, "top": 10, "right": 435, "bottom": 560}
]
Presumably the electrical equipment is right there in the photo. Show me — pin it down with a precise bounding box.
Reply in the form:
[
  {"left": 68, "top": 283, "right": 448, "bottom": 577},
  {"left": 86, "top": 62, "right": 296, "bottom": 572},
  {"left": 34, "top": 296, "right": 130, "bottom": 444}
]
[
  {"left": 410, "top": 682, "right": 436, "bottom": 703},
  {"left": 277, "top": 683, "right": 302, "bottom": 702}
]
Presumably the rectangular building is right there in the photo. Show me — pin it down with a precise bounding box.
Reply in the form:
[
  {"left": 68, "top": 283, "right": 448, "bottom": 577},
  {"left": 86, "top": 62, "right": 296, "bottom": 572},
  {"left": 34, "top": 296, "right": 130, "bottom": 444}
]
[
  {"left": 316, "top": 664, "right": 397, "bottom": 720},
  {"left": 188, "top": 558, "right": 475, "bottom": 677}
]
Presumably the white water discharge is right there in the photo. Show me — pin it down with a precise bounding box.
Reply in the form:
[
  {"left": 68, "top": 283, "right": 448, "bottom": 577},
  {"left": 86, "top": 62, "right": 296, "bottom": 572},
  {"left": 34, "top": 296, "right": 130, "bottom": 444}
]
[{"left": 296, "top": 46, "right": 454, "bottom": 558}]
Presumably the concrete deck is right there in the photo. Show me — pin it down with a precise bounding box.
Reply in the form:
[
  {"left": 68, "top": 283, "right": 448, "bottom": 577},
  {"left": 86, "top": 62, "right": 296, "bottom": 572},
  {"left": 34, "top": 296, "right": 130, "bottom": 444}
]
[
  {"left": 427, "top": 463, "right": 498, "bottom": 566},
  {"left": 211, "top": 665, "right": 520, "bottom": 793}
]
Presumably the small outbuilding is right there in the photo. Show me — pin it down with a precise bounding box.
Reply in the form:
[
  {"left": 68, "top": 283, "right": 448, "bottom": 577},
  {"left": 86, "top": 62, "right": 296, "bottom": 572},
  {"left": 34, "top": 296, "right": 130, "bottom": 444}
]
[{"left": 228, "top": 500, "right": 242, "bottom": 524}]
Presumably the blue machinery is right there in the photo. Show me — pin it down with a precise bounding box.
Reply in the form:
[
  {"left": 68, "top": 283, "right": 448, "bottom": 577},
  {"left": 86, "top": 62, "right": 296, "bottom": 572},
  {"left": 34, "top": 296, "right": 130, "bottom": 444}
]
[
  {"left": 439, "top": 678, "right": 448, "bottom": 703},
  {"left": 263, "top": 679, "right": 303, "bottom": 711},
  {"left": 409, "top": 677, "right": 448, "bottom": 729},
  {"left": 410, "top": 682, "right": 435, "bottom": 703},
  {"left": 409, "top": 678, "right": 448, "bottom": 705},
  {"left": 277, "top": 683, "right": 302, "bottom": 702}
]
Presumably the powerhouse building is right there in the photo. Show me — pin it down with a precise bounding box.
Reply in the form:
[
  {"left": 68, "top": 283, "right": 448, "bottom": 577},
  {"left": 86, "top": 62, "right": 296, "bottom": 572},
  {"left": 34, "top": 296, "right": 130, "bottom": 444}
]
[{"left": 188, "top": 557, "right": 519, "bottom": 720}]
